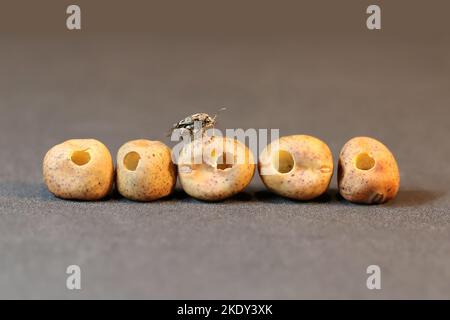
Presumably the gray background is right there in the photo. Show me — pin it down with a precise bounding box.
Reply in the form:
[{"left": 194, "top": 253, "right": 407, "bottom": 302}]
[{"left": 0, "top": 0, "right": 449, "bottom": 299}]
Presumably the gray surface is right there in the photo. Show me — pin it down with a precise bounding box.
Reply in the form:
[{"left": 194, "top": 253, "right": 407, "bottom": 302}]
[{"left": 1, "top": 5, "right": 450, "bottom": 298}]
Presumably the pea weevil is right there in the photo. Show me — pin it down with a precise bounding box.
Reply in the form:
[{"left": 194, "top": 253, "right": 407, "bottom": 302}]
[{"left": 168, "top": 107, "right": 226, "bottom": 137}]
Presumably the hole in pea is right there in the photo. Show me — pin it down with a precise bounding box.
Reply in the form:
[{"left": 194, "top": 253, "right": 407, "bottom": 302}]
[
  {"left": 273, "top": 150, "right": 294, "bottom": 174},
  {"left": 216, "top": 152, "right": 234, "bottom": 170},
  {"left": 355, "top": 152, "right": 375, "bottom": 170},
  {"left": 124, "top": 151, "right": 141, "bottom": 171},
  {"left": 71, "top": 150, "right": 91, "bottom": 166}
]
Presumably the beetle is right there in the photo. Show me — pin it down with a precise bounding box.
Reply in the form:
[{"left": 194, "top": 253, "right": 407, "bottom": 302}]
[{"left": 168, "top": 107, "right": 226, "bottom": 137}]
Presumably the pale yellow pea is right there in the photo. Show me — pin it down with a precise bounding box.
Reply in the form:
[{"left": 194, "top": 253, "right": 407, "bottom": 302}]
[
  {"left": 258, "top": 135, "right": 333, "bottom": 200},
  {"left": 116, "top": 139, "right": 176, "bottom": 201},
  {"left": 43, "top": 139, "right": 114, "bottom": 200}
]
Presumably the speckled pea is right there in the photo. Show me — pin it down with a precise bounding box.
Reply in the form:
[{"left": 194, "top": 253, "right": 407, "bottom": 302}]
[
  {"left": 338, "top": 136, "right": 400, "bottom": 204},
  {"left": 258, "top": 135, "right": 334, "bottom": 200},
  {"left": 178, "top": 136, "right": 255, "bottom": 201},
  {"left": 43, "top": 139, "right": 114, "bottom": 200},
  {"left": 116, "top": 139, "right": 176, "bottom": 201}
]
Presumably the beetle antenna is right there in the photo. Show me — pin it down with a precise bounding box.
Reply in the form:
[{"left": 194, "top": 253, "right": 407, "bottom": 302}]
[{"left": 213, "top": 107, "right": 227, "bottom": 120}]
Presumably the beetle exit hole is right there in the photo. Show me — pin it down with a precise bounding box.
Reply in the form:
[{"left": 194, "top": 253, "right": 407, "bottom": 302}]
[
  {"left": 71, "top": 150, "right": 91, "bottom": 166},
  {"left": 355, "top": 152, "right": 375, "bottom": 170},
  {"left": 216, "top": 152, "right": 234, "bottom": 170},
  {"left": 273, "top": 150, "right": 294, "bottom": 174},
  {"left": 124, "top": 151, "right": 141, "bottom": 171}
]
